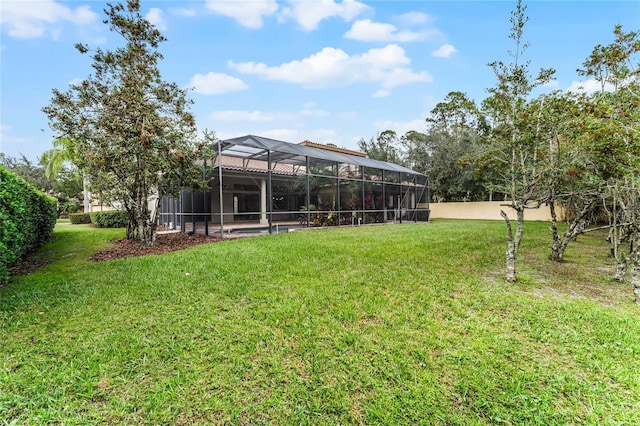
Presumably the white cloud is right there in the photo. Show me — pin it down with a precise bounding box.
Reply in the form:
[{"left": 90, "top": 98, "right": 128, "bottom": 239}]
[
  {"left": 542, "top": 80, "right": 560, "bottom": 89},
  {"left": 189, "top": 72, "right": 249, "bottom": 95},
  {"left": 145, "top": 8, "right": 167, "bottom": 31},
  {"left": 205, "top": 0, "right": 278, "bottom": 29},
  {"left": 260, "top": 128, "right": 300, "bottom": 141},
  {"left": 0, "top": 125, "right": 29, "bottom": 150},
  {"left": 431, "top": 44, "right": 457, "bottom": 58},
  {"left": 229, "top": 44, "right": 432, "bottom": 96},
  {"left": 280, "top": 0, "right": 369, "bottom": 31},
  {"left": 304, "top": 128, "right": 340, "bottom": 144},
  {"left": 300, "top": 108, "right": 329, "bottom": 117},
  {"left": 260, "top": 128, "right": 340, "bottom": 144},
  {"left": 210, "top": 107, "right": 328, "bottom": 122},
  {"left": 171, "top": 7, "right": 197, "bottom": 17},
  {"left": 0, "top": 0, "right": 98, "bottom": 39},
  {"left": 209, "top": 110, "right": 291, "bottom": 122},
  {"left": 344, "top": 19, "right": 432, "bottom": 42},
  {"left": 394, "top": 12, "right": 432, "bottom": 26},
  {"left": 567, "top": 79, "right": 615, "bottom": 94}
]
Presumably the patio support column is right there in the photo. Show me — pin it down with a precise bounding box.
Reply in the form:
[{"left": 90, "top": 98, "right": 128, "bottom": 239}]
[
  {"left": 218, "top": 139, "right": 224, "bottom": 239},
  {"left": 260, "top": 178, "right": 268, "bottom": 225},
  {"left": 305, "top": 156, "right": 310, "bottom": 228},
  {"left": 361, "top": 170, "right": 365, "bottom": 224},
  {"left": 267, "top": 150, "right": 273, "bottom": 233}
]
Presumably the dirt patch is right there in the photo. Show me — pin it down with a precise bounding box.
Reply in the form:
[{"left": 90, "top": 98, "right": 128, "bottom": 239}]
[{"left": 90, "top": 232, "right": 219, "bottom": 262}]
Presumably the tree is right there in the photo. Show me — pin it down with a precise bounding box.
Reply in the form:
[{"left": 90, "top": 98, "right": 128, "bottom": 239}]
[
  {"left": 529, "top": 91, "right": 604, "bottom": 262},
  {"left": 478, "top": 0, "right": 555, "bottom": 282},
  {"left": 577, "top": 25, "right": 640, "bottom": 301},
  {"left": 40, "top": 138, "right": 86, "bottom": 206},
  {"left": 424, "top": 91, "right": 488, "bottom": 202},
  {"left": 400, "top": 130, "right": 429, "bottom": 172},
  {"left": 358, "top": 130, "right": 404, "bottom": 164},
  {"left": 0, "top": 153, "right": 51, "bottom": 192},
  {"left": 43, "top": 0, "right": 207, "bottom": 245}
]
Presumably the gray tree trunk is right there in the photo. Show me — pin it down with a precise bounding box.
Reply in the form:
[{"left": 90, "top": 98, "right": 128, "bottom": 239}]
[
  {"left": 630, "top": 231, "right": 640, "bottom": 304},
  {"left": 632, "top": 261, "right": 640, "bottom": 304},
  {"left": 549, "top": 201, "right": 591, "bottom": 262},
  {"left": 501, "top": 210, "right": 517, "bottom": 283}
]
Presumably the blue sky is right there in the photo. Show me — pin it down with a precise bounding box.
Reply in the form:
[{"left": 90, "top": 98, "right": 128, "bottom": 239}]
[{"left": 1, "top": 0, "right": 639, "bottom": 161}]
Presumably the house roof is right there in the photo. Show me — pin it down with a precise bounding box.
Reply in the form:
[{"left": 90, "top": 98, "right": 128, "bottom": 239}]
[
  {"left": 298, "top": 140, "right": 367, "bottom": 157},
  {"left": 214, "top": 155, "right": 303, "bottom": 176},
  {"left": 215, "top": 134, "right": 423, "bottom": 175}
]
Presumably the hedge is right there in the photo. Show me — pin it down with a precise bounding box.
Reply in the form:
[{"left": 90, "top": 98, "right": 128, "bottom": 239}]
[
  {"left": 69, "top": 212, "right": 92, "bottom": 224},
  {"left": 0, "top": 165, "right": 57, "bottom": 284},
  {"left": 90, "top": 210, "right": 128, "bottom": 228}
]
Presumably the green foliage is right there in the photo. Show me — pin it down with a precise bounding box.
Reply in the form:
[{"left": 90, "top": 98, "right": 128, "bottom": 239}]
[
  {"left": 358, "top": 130, "right": 404, "bottom": 164},
  {"left": 42, "top": 0, "right": 208, "bottom": 245},
  {"left": 424, "top": 92, "right": 489, "bottom": 201},
  {"left": 0, "top": 165, "right": 57, "bottom": 284},
  {"left": 69, "top": 212, "right": 92, "bottom": 224},
  {"left": 57, "top": 198, "right": 82, "bottom": 217},
  {"left": 90, "top": 210, "right": 128, "bottom": 228},
  {"left": 0, "top": 153, "right": 52, "bottom": 193},
  {"left": 1, "top": 222, "right": 639, "bottom": 423}
]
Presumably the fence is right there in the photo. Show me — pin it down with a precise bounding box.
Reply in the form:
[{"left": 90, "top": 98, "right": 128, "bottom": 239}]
[{"left": 429, "top": 201, "right": 564, "bottom": 222}]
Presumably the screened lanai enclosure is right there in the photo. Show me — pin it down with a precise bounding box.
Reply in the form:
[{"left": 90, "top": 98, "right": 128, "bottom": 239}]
[{"left": 159, "top": 135, "right": 429, "bottom": 236}]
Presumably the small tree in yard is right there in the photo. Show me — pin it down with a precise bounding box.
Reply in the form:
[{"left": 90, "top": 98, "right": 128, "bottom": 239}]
[
  {"left": 43, "top": 0, "right": 206, "bottom": 246},
  {"left": 479, "top": 0, "right": 555, "bottom": 282},
  {"left": 531, "top": 91, "right": 606, "bottom": 263},
  {"left": 578, "top": 25, "right": 640, "bottom": 302}
]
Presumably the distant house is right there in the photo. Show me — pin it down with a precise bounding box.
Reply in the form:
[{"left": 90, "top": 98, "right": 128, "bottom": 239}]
[{"left": 159, "top": 135, "right": 429, "bottom": 236}]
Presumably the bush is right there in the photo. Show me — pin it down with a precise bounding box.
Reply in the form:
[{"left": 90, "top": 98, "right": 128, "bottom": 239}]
[
  {"left": 0, "top": 165, "right": 57, "bottom": 284},
  {"left": 58, "top": 198, "right": 82, "bottom": 217},
  {"left": 90, "top": 210, "right": 128, "bottom": 228},
  {"left": 69, "top": 212, "right": 92, "bottom": 224}
]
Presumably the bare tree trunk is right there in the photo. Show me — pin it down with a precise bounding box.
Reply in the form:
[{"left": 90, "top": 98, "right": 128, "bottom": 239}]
[
  {"left": 125, "top": 203, "right": 136, "bottom": 240},
  {"left": 632, "top": 261, "right": 640, "bottom": 304},
  {"left": 135, "top": 180, "right": 158, "bottom": 247},
  {"left": 501, "top": 210, "right": 517, "bottom": 283},
  {"left": 549, "top": 200, "right": 561, "bottom": 260},
  {"left": 630, "top": 230, "right": 640, "bottom": 304},
  {"left": 549, "top": 201, "right": 592, "bottom": 262},
  {"left": 514, "top": 206, "right": 525, "bottom": 257},
  {"left": 82, "top": 173, "right": 92, "bottom": 213},
  {"left": 614, "top": 259, "right": 628, "bottom": 282}
]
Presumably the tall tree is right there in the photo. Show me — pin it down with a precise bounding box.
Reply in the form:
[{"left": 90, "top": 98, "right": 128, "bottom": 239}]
[
  {"left": 479, "top": 0, "right": 555, "bottom": 282},
  {"left": 533, "top": 91, "right": 604, "bottom": 262},
  {"left": 425, "top": 91, "right": 488, "bottom": 202},
  {"left": 578, "top": 25, "right": 640, "bottom": 301},
  {"left": 400, "top": 130, "right": 430, "bottom": 172},
  {"left": 358, "top": 130, "right": 403, "bottom": 164},
  {"left": 43, "top": 0, "right": 206, "bottom": 245}
]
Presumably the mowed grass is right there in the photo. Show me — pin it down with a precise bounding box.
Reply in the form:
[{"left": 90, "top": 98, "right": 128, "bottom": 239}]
[{"left": 1, "top": 220, "right": 639, "bottom": 424}]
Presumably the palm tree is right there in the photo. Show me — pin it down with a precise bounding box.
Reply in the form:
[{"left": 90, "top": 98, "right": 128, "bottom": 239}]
[{"left": 41, "top": 138, "right": 92, "bottom": 212}]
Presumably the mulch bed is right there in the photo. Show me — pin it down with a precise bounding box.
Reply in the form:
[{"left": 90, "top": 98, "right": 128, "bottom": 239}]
[
  {"left": 4, "top": 232, "right": 220, "bottom": 285},
  {"left": 90, "top": 232, "right": 219, "bottom": 262}
]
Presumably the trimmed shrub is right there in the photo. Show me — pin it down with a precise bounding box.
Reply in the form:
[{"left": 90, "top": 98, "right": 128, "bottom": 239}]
[
  {"left": 90, "top": 210, "right": 128, "bottom": 228},
  {"left": 0, "top": 165, "right": 57, "bottom": 284},
  {"left": 69, "top": 212, "right": 92, "bottom": 224}
]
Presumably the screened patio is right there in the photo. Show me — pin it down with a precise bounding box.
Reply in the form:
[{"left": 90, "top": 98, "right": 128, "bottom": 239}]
[{"left": 159, "top": 135, "right": 429, "bottom": 237}]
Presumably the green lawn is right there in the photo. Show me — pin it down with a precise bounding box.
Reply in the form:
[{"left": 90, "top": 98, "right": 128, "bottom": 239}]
[{"left": 1, "top": 220, "right": 639, "bottom": 424}]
